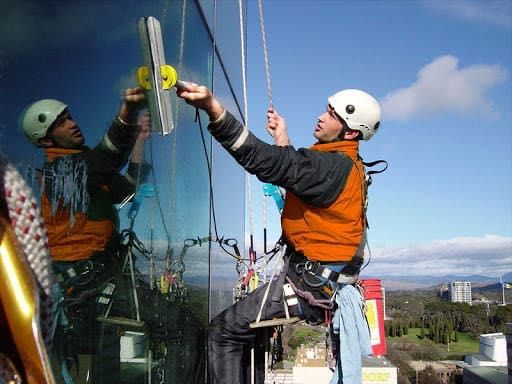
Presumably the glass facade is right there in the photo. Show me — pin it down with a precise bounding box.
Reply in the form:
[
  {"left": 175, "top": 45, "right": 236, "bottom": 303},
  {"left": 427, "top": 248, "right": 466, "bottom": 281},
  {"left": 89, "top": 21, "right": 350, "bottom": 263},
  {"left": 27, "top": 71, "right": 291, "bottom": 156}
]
[{"left": 0, "top": 1, "right": 245, "bottom": 382}]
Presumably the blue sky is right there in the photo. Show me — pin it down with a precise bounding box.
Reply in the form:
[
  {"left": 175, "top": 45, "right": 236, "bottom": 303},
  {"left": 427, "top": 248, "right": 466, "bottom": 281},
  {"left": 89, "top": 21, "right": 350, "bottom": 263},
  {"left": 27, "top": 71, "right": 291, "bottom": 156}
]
[
  {"left": 0, "top": 0, "right": 510, "bottom": 284},
  {"left": 241, "top": 0, "right": 512, "bottom": 279}
]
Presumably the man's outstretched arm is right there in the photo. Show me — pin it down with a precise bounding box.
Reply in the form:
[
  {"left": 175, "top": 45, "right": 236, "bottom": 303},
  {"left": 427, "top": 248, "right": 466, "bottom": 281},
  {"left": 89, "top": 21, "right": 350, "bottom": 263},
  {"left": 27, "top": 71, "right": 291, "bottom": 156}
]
[{"left": 177, "top": 83, "right": 352, "bottom": 207}]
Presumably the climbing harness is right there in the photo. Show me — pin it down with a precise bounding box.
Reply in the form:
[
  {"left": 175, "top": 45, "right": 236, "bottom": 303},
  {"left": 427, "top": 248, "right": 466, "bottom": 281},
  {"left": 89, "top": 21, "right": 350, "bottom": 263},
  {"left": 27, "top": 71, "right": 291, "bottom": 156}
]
[
  {"left": 358, "top": 158, "right": 388, "bottom": 274},
  {"left": 294, "top": 259, "right": 361, "bottom": 286},
  {"left": 361, "top": 158, "right": 388, "bottom": 225}
]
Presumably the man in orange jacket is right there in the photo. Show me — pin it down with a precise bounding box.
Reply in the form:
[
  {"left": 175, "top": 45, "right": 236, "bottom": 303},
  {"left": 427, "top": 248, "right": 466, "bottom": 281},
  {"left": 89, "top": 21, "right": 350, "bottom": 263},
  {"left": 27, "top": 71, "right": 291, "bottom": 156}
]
[
  {"left": 20, "top": 88, "right": 150, "bottom": 383},
  {"left": 178, "top": 82, "right": 381, "bottom": 384}
]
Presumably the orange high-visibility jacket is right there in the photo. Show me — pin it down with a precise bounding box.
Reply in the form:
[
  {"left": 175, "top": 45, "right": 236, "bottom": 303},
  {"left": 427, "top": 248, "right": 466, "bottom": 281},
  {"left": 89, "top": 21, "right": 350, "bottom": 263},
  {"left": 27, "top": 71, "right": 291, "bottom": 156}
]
[
  {"left": 40, "top": 118, "right": 147, "bottom": 262},
  {"left": 208, "top": 111, "right": 367, "bottom": 264},
  {"left": 281, "top": 141, "right": 365, "bottom": 262}
]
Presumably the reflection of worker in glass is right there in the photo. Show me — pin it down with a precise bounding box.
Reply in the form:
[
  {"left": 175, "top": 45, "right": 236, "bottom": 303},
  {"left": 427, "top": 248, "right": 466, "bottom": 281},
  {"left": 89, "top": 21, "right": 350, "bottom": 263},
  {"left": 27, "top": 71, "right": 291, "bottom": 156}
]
[{"left": 19, "top": 87, "right": 150, "bottom": 383}]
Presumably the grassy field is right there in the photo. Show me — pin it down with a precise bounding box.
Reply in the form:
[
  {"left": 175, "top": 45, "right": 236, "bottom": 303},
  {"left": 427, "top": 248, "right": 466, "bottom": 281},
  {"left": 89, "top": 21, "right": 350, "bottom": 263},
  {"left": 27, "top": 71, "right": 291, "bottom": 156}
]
[{"left": 400, "top": 328, "right": 479, "bottom": 355}]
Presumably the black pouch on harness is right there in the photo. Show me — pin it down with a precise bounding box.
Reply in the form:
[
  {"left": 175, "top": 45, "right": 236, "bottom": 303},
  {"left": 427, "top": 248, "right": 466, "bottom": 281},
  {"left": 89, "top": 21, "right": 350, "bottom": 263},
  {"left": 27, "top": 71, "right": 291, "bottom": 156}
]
[{"left": 286, "top": 253, "right": 334, "bottom": 326}]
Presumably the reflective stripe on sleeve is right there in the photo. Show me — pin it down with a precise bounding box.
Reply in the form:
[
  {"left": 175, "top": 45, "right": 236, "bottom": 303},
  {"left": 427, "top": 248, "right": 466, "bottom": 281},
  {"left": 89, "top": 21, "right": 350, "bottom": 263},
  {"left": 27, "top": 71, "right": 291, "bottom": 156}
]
[
  {"left": 230, "top": 126, "right": 249, "bottom": 152},
  {"left": 102, "top": 133, "right": 119, "bottom": 154}
]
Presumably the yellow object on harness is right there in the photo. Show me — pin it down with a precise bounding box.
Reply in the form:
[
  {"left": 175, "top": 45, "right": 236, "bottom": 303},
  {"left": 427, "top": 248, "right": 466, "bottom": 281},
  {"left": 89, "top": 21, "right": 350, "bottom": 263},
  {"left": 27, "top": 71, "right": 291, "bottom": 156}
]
[{"left": 0, "top": 216, "right": 56, "bottom": 383}]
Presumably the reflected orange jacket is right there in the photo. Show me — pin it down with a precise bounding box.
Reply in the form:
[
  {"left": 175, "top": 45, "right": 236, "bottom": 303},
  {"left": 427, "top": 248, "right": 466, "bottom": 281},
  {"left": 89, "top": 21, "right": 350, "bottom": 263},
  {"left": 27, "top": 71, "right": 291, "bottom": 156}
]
[
  {"left": 281, "top": 141, "right": 366, "bottom": 263},
  {"left": 41, "top": 147, "right": 117, "bottom": 262}
]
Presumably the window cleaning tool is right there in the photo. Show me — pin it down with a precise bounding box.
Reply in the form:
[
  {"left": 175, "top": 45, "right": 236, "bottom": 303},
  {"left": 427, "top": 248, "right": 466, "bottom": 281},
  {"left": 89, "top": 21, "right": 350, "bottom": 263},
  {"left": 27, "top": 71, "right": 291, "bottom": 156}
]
[{"left": 137, "top": 16, "right": 187, "bottom": 136}]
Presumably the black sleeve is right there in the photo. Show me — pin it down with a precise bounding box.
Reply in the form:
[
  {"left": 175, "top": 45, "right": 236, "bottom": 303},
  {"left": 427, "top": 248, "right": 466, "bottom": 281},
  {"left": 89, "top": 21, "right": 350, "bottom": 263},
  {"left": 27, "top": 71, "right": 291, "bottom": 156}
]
[
  {"left": 108, "top": 173, "right": 137, "bottom": 204},
  {"left": 82, "top": 118, "right": 140, "bottom": 192},
  {"left": 208, "top": 111, "right": 354, "bottom": 206},
  {"left": 127, "top": 161, "right": 152, "bottom": 185},
  {"left": 106, "top": 161, "right": 152, "bottom": 204}
]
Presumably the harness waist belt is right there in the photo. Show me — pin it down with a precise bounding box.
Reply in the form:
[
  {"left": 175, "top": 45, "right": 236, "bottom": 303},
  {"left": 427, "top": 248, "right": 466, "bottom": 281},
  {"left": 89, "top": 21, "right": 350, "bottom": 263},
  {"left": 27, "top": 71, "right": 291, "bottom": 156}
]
[
  {"left": 307, "top": 262, "right": 359, "bottom": 285},
  {"left": 54, "top": 260, "right": 95, "bottom": 283}
]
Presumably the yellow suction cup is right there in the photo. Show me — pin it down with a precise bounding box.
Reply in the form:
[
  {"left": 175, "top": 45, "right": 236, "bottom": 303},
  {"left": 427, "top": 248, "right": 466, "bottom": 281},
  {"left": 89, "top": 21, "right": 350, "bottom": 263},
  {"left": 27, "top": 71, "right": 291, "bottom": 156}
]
[{"left": 137, "top": 65, "right": 180, "bottom": 91}]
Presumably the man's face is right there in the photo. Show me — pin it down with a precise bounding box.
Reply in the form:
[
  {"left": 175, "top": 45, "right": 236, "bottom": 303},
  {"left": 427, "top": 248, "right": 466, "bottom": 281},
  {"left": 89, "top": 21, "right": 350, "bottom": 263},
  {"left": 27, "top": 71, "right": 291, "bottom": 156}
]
[
  {"left": 314, "top": 105, "right": 344, "bottom": 143},
  {"left": 48, "top": 109, "right": 85, "bottom": 148}
]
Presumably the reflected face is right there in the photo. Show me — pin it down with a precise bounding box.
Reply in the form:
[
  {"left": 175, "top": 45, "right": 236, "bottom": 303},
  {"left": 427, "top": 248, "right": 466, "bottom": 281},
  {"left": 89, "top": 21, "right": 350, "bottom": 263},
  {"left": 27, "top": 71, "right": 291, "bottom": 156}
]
[
  {"left": 314, "top": 105, "right": 344, "bottom": 143},
  {"left": 48, "top": 109, "right": 85, "bottom": 148}
]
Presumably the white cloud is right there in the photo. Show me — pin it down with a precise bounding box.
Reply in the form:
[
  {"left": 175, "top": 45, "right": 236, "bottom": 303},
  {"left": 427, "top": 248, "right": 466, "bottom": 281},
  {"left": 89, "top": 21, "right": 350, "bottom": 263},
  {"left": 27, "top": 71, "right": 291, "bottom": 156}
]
[
  {"left": 365, "top": 234, "right": 512, "bottom": 278},
  {"left": 207, "top": 233, "right": 512, "bottom": 286},
  {"left": 424, "top": 0, "right": 512, "bottom": 29},
  {"left": 130, "top": 232, "right": 511, "bottom": 289},
  {"left": 381, "top": 55, "right": 508, "bottom": 121}
]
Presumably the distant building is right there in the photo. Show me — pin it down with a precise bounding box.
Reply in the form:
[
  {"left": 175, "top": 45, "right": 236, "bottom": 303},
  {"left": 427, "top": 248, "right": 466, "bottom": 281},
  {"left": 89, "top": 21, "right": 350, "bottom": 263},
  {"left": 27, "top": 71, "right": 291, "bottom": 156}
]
[
  {"left": 463, "top": 366, "right": 508, "bottom": 384},
  {"left": 465, "top": 332, "right": 507, "bottom": 367},
  {"left": 362, "top": 356, "right": 398, "bottom": 384},
  {"left": 448, "top": 281, "right": 472, "bottom": 304},
  {"left": 294, "top": 343, "right": 329, "bottom": 367},
  {"left": 408, "top": 361, "right": 462, "bottom": 384},
  {"left": 462, "top": 331, "right": 509, "bottom": 383},
  {"left": 290, "top": 344, "right": 398, "bottom": 384},
  {"left": 438, "top": 283, "right": 449, "bottom": 300},
  {"left": 471, "top": 298, "right": 493, "bottom": 316}
]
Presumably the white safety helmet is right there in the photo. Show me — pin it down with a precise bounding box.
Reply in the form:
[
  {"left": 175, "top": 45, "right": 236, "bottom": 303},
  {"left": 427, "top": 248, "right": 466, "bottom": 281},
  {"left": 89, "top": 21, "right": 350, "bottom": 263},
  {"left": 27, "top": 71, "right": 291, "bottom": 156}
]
[
  {"left": 20, "top": 99, "right": 68, "bottom": 145},
  {"left": 328, "top": 89, "right": 381, "bottom": 140}
]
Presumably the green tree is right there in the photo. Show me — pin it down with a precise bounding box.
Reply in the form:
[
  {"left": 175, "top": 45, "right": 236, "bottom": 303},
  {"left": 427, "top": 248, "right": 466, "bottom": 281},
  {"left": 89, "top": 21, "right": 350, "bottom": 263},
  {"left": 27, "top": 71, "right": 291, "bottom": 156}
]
[
  {"left": 385, "top": 321, "right": 391, "bottom": 337},
  {"left": 446, "top": 320, "right": 453, "bottom": 342},
  {"left": 287, "top": 328, "right": 323, "bottom": 350},
  {"left": 433, "top": 324, "right": 439, "bottom": 343},
  {"left": 492, "top": 305, "right": 512, "bottom": 331},
  {"left": 396, "top": 321, "right": 403, "bottom": 337}
]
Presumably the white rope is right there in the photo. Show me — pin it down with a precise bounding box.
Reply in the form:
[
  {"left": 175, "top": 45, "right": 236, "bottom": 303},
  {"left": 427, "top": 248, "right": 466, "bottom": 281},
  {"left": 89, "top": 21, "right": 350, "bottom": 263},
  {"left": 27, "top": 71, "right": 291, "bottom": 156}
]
[
  {"left": 4, "top": 163, "right": 53, "bottom": 348},
  {"left": 238, "top": 0, "right": 254, "bottom": 241},
  {"left": 239, "top": 4, "right": 256, "bottom": 384},
  {"left": 255, "top": 244, "right": 284, "bottom": 324},
  {"left": 258, "top": 0, "right": 273, "bottom": 108},
  {"left": 169, "top": 0, "right": 187, "bottom": 235},
  {"left": 238, "top": 0, "right": 249, "bottom": 126},
  {"left": 257, "top": 0, "right": 276, "bottom": 255}
]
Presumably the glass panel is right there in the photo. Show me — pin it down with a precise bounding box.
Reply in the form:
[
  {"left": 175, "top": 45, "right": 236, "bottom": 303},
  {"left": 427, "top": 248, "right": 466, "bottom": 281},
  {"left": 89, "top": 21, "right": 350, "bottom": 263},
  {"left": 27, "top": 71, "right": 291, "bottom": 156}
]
[
  {"left": 197, "top": 0, "right": 245, "bottom": 117},
  {"left": 0, "top": 1, "right": 245, "bottom": 383},
  {"left": 209, "top": 54, "right": 246, "bottom": 318}
]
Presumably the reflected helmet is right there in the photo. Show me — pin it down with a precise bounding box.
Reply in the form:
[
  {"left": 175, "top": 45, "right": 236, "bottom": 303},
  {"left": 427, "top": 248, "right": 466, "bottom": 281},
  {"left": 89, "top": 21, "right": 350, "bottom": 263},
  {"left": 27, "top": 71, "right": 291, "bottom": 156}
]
[
  {"left": 328, "top": 89, "right": 381, "bottom": 140},
  {"left": 20, "top": 99, "right": 67, "bottom": 144}
]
